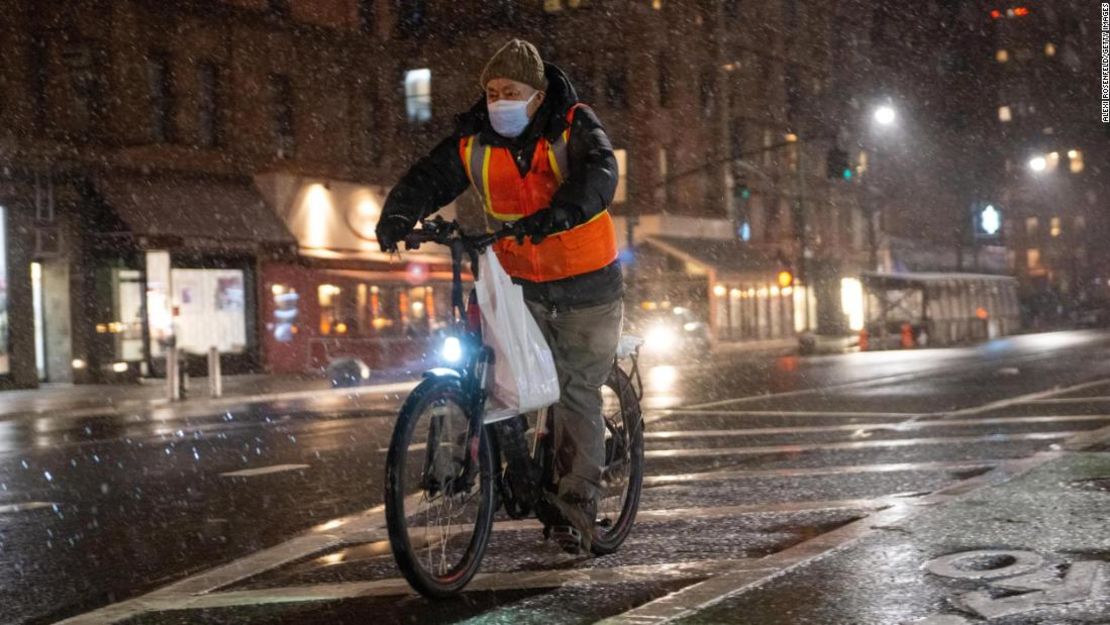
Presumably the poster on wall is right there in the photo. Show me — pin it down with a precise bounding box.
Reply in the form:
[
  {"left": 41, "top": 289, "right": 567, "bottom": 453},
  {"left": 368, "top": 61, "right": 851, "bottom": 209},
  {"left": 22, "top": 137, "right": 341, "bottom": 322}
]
[
  {"left": 171, "top": 268, "right": 248, "bottom": 355},
  {"left": 216, "top": 275, "right": 244, "bottom": 312}
]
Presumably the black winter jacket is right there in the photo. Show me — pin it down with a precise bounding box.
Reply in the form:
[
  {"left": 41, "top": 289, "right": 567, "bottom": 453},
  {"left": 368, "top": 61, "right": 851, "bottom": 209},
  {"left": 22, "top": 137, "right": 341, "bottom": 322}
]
[{"left": 380, "top": 63, "right": 623, "bottom": 310}]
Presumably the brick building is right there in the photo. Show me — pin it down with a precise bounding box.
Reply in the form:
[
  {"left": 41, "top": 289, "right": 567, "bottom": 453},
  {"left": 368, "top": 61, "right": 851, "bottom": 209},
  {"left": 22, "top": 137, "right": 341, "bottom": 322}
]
[{"left": 0, "top": 0, "right": 879, "bottom": 387}]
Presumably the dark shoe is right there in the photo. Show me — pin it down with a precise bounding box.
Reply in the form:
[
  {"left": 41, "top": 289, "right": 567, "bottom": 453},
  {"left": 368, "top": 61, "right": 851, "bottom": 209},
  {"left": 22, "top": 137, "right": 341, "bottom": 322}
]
[{"left": 541, "top": 492, "right": 596, "bottom": 555}]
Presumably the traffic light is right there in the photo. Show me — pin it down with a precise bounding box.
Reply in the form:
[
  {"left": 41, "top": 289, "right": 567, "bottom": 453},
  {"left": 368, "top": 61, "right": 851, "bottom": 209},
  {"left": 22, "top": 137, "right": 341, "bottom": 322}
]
[{"left": 826, "top": 147, "right": 852, "bottom": 181}]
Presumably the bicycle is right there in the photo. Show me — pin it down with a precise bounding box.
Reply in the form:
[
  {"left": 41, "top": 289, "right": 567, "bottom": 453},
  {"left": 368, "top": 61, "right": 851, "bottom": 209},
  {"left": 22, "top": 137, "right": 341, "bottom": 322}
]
[{"left": 384, "top": 216, "right": 645, "bottom": 598}]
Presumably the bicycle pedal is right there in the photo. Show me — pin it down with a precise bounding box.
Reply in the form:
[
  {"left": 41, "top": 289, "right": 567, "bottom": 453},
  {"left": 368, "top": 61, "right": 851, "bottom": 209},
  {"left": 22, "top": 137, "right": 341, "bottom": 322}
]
[{"left": 550, "top": 525, "right": 588, "bottom": 555}]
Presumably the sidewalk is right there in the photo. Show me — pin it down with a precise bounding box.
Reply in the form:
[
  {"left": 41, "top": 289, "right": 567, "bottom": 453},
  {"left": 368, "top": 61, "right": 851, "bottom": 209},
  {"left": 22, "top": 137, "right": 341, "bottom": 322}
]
[
  {"left": 0, "top": 368, "right": 422, "bottom": 422},
  {"left": 606, "top": 445, "right": 1110, "bottom": 625}
]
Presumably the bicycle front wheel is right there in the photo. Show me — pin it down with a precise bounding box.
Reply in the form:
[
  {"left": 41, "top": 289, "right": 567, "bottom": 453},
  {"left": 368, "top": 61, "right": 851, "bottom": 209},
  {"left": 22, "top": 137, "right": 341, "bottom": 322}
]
[
  {"left": 592, "top": 364, "right": 645, "bottom": 555},
  {"left": 385, "top": 377, "right": 495, "bottom": 597}
]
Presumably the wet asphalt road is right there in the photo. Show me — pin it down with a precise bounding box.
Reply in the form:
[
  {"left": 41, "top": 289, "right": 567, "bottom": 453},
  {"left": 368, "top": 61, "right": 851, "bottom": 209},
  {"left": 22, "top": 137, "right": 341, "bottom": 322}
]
[{"left": 2, "top": 330, "right": 1110, "bottom": 625}]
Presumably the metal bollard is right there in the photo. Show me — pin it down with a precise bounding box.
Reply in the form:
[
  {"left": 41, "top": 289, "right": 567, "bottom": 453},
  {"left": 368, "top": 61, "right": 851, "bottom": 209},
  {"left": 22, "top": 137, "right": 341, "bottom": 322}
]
[
  {"left": 207, "top": 346, "right": 222, "bottom": 398},
  {"left": 166, "top": 345, "right": 180, "bottom": 401}
]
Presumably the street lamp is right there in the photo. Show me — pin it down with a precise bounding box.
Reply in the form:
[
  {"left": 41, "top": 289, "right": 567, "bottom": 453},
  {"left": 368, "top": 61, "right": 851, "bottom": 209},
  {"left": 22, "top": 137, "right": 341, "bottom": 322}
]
[
  {"left": 1028, "top": 156, "right": 1047, "bottom": 172},
  {"left": 873, "top": 105, "right": 896, "bottom": 127}
]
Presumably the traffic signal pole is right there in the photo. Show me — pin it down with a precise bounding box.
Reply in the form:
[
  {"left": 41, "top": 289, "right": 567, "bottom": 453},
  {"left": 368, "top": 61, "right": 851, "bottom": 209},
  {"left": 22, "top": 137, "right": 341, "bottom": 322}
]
[{"left": 795, "top": 143, "right": 811, "bottom": 333}]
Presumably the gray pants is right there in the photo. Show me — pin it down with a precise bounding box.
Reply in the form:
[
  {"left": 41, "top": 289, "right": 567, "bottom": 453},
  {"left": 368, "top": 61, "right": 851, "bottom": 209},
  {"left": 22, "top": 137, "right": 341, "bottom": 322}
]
[{"left": 525, "top": 299, "right": 623, "bottom": 503}]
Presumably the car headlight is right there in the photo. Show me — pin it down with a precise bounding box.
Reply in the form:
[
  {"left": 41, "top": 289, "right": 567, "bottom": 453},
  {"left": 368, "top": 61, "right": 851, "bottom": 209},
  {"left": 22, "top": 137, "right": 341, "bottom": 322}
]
[
  {"left": 441, "top": 336, "right": 463, "bottom": 363},
  {"left": 645, "top": 323, "right": 679, "bottom": 352}
]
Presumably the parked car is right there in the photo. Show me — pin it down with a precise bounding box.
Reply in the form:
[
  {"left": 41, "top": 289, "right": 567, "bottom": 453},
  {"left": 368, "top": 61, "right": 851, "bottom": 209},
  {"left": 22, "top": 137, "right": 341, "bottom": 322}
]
[{"left": 1074, "top": 302, "right": 1110, "bottom": 328}]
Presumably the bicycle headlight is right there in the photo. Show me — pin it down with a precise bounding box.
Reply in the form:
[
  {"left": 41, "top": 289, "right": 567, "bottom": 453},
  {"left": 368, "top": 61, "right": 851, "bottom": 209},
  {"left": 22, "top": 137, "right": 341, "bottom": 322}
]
[{"left": 441, "top": 336, "right": 463, "bottom": 364}]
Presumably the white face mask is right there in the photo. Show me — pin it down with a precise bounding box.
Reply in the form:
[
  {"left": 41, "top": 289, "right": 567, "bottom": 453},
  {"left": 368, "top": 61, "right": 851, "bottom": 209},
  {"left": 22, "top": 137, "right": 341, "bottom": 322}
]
[{"left": 488, "top": 93, "right": 537, "bottom": 138}]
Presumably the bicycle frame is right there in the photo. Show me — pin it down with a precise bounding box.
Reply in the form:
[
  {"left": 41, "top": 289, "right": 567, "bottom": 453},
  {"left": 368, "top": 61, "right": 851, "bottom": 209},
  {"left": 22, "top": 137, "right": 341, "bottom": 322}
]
[{"left": 406, "top": 216, "right": 642, "bottom": 518}]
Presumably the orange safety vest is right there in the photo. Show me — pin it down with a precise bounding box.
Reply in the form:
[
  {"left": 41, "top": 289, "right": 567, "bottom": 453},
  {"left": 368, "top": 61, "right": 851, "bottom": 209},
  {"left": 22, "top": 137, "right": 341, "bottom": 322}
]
[{"left": 459, "top": 104, "right": 618, "bottom": 283}]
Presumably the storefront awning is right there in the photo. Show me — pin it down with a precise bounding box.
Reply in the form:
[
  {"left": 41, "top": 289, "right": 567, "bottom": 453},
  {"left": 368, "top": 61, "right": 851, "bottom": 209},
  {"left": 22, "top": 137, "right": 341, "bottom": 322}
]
[
  {"left": 253, "top": 172, "right": 454, "bottom": 265},
  {"left": 643, "top": 235, "right": 784, "bottom": 281},
  {"left": 96, "top": 175, "right": 297, "bottom": 254}
]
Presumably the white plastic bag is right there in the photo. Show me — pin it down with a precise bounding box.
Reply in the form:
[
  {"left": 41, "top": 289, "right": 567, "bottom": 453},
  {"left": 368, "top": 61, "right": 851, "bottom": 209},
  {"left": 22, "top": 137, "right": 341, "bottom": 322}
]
[{"left": 474, "top": 250, "right": 560, "bottom": 422}]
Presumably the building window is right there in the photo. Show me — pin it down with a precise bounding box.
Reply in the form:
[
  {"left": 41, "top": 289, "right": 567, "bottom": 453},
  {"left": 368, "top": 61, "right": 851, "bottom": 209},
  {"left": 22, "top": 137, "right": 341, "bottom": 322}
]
[
  {"left": 197, "top": 63, "right": 221, "bottom": 148},
  {"left": 785, "top": 65, "right": 802, "bottom": 123},
  {"left": 1075, "top": 215, "right": 1086, "bottom": 229},
  {"left": 62, "top": 42, "right": 106, "bottom": 137},
  {"left": 404, "top": 68, "right": 432, "bottom": 124},
  {"left": 396, "top": 0, "right": 426, "bottom": 34},
  {"left": 1026, "top": 248, "right": 1041, "bottom": 269},
  {"left": 783, "top": 0, "right": 798, "bottom": 24},
  {"left": 1044, "top": 42, "right": 1056, "bottom": 57},
  {"left": 1050, "top": 216, "right": 1061, "bottom": 237},
  {"left": 724, "top": 0, "right": 740, "bottom": 18},
  {"left": 657, "top": 58, "right": 670, "bottom": 107},
  {"left": 699, "top": 69, "right": 715, "bottom": 117},
  {"left": 360, "top": 86, "right": 380, "bottom": 163},
  {"left": 146, "top": 52, "right": 174, "bottom": 143},
  {"left": 358, "top": 0, "right": 375, "bottom": 34},
  {"left": 605, "top": 69, "right": 628, "bottom": 109},
  {"left": 544, "top": 0, "right": 562, "bottom": 11},
  {"left": 1068, "top": 149, "right": 1084, "bottom": 173},
  {"left": 653, "top": 0, "right": 663, "bottom": 9},
  {"left": 491, "top": 0, "right": 515, "bottom": 22},
  {"left": 998, "top": 105, "right": 1012, "bottom": 122},
  {"left": 267, "top": 0, "right": 290, "bottom": 17},
  {"left": 995, "top": 49, "right": 1009, "bottom": 63},
  {"left": 729, "top": 119, "right": 745, "bottom": 163},
  {"left": 269, "top": 74, "right": 295, "bottom": 157},
  {"left": 1025, "top": 217, "right": 1038, "bottom": 236},
  {"left": 613, "top": 149, "right": 628, "bottom": 204}
]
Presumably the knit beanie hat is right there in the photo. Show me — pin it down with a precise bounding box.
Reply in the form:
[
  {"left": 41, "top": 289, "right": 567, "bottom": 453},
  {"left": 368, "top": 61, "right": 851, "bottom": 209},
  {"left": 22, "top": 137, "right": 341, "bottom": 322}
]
[{"left": 479, "top": 39, "right": 547, "bottom": 91}]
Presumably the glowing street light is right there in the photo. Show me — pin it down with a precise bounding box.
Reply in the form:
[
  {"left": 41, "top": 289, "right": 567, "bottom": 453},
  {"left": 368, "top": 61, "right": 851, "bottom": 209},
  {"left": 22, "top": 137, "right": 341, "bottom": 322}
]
[
  {"left": 873, "top": 105, "right": 896, "bottom": 126},
  {"left": 1028, "top": 156, "right": 1047, "bottom": 172}
]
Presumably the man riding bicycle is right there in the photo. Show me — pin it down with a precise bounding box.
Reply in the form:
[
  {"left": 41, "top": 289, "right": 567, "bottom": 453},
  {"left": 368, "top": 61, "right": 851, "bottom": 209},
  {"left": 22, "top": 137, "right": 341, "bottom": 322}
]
[{"left": 376, "top": 39, "right": 622, "bottom": 554}]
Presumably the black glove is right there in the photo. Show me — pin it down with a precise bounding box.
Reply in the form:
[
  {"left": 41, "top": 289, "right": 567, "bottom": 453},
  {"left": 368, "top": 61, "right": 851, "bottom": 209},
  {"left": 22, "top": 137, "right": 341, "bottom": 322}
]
[
  {"left": 376, "top": 214, "right": 415, "bottom": 253},
  {"left": 515, "top": 206, "right": 583, "bottom": 245}
]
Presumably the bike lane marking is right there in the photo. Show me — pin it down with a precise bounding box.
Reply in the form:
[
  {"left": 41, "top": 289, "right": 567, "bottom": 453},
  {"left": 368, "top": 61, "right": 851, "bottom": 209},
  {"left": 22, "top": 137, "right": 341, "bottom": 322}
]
[
  {"left": 220, "top": 464, "right": 311, "bottom": 478},
  {"left": 596, "top": 452, "right": 1064, "bottom": 625},
  {"left": 644, "top": 431, "right": 1081, "bottom": 459},
  {"left": 643, "top": 414, "right": 1110, "bottom": 439},
  {"left": 0, "top": 501, "right": 59, "bottom": 513},
  {"left": 1025, "top": 395, "right": 1110, "bottom": 404},
  {"left": 679, "top": 356, "right": 1110, "bottom": 411},
  {"left": 643, "top": 460, "right": 1000, "bottom": 485}
]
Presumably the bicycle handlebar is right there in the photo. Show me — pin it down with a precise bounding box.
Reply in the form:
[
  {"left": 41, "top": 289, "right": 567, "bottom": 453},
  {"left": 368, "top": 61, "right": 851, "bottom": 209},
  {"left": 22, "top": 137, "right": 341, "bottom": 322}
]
[{"left": 402, "top": 217, "right": 516, "bottom": 252}]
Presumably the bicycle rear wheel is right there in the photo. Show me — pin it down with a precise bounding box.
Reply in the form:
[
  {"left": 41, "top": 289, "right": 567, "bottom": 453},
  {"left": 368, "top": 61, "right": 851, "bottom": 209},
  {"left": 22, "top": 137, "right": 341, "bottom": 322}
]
[
  {"left": 385, "top": 377, "right": 494, "bottom": 597},
  {"left": 591, "top": 364, "right": 644, "bottom": 555}
]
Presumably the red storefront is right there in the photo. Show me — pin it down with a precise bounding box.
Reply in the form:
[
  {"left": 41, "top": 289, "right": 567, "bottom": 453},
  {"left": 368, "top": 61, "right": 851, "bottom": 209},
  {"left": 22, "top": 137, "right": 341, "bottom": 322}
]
[{"left": 255, "top": 174, "right": 463, "bottom": 375}]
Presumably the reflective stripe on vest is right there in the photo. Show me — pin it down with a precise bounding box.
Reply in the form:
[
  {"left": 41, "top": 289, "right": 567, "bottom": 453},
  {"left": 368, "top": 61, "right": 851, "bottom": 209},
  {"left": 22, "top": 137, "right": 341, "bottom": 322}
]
[{"left": 463, "top": 128, "right": 572, "bottom": 222}]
